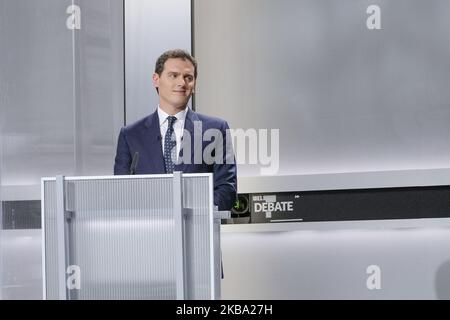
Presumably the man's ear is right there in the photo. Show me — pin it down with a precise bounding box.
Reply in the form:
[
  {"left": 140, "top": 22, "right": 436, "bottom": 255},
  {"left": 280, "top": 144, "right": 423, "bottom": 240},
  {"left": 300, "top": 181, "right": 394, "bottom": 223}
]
[{"left": 152, "top": 73, "right": 159, "bottom": 88}]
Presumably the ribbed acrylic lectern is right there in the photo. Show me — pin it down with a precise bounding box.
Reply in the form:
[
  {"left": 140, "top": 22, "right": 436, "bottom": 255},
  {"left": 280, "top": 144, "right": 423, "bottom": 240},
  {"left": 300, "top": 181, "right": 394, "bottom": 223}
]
[{"left": 41, "top": 172, "right": 229, "bottom": 300}]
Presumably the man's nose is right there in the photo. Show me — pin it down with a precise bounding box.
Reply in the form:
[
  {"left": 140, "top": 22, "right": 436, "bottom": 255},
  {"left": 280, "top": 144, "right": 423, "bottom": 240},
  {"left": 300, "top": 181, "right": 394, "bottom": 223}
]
[{"left": 176, "top": 76, "right": 186, "bottom": 87}]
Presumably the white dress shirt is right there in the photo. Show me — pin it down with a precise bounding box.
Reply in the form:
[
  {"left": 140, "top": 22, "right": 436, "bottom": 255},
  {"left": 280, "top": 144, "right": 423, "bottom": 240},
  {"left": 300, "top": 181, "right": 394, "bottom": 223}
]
[{"left": 157, "top": 106, "right": 187, "bottom": 162}]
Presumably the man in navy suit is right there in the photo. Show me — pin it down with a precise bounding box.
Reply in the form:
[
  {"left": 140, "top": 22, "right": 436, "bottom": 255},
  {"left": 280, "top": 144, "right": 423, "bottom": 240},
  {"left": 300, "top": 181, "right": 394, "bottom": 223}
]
[{"left": 114, "top": 49, "right": 237, "bottom": 210}]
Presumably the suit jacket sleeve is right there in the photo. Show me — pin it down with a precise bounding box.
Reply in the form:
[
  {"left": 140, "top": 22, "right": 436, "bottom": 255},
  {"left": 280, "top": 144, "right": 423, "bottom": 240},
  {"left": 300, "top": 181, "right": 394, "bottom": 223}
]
[
  {"left": 213, "top": 121, "right": 237, "bottom": 211},
  {"left": 114, "top": 127, "right": 132, "bottom": 175}
]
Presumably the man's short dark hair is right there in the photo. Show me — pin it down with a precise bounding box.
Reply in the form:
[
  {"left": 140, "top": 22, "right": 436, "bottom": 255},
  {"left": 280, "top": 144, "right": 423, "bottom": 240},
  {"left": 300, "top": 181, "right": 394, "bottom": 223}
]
[{"left": 154, "top": 49, "right": 198, "bottom": 78}]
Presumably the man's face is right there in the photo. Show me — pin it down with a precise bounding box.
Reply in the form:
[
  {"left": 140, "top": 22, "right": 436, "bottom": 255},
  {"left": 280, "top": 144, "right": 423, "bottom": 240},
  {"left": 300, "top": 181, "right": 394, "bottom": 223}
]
[{"left": 153, "top": 58, "right": 196, "bottom": 113}]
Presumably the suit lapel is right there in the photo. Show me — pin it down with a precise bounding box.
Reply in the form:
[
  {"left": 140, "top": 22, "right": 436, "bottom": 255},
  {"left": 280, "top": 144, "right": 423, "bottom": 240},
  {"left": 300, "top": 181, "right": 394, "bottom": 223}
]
[
  {"left": 144, "top": 110, "right": 165, "bottom": 173},
  {"left": 177, "top": 108, "right": 202, "bottom": 172}
]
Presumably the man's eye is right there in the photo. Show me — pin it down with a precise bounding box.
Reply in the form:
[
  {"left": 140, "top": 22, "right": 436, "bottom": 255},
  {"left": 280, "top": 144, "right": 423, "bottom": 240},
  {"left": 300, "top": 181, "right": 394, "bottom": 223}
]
[
  {"left": 169, "top": 74, "right": 176, "bottom": 78},
  {"left": 185, "top": 76, "right": 193, "bottom": 82}
]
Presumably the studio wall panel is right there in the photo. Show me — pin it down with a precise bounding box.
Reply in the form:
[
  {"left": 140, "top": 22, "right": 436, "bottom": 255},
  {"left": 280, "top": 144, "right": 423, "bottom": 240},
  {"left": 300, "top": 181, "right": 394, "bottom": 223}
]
[
  {"left": 0, "top": 0, "right": 76, "bottom": 200},
  {"left": 194, "top": 0, "right": 450, "bottom": 188},
  {"left": 0, "top": 0, "right": 124, "bottom": 201}
]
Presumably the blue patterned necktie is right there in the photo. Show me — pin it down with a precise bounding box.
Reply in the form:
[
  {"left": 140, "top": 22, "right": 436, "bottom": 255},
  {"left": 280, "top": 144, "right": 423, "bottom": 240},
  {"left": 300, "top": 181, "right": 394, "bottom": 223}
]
[{"left": 163, "top": 116, "right": 177, "bottom": 173}]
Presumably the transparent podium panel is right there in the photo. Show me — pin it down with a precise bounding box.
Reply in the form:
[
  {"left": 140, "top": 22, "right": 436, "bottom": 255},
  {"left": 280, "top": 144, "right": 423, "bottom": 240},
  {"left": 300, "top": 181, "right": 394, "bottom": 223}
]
[{"left": 42, "top": 173, "right": 221, "bottom": 300}]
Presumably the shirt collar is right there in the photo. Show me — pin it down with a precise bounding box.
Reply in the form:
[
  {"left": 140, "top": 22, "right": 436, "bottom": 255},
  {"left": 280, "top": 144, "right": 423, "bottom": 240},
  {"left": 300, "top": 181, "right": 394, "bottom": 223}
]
[{"left": 157, "top": 105, "right": 188, "bottom": 126}]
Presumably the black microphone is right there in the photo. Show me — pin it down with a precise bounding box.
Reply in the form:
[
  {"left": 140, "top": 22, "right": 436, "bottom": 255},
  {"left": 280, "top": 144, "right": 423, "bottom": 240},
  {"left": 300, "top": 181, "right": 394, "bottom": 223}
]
[{"left": 130, "top": 151, "right": 139, "bottom": 175}]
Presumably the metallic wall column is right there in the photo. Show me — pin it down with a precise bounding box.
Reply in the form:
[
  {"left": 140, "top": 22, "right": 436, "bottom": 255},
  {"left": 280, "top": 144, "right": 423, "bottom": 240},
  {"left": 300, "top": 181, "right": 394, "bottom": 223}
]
[{"left": 124, "top": 0, "right": 191, "bottom": 124}]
